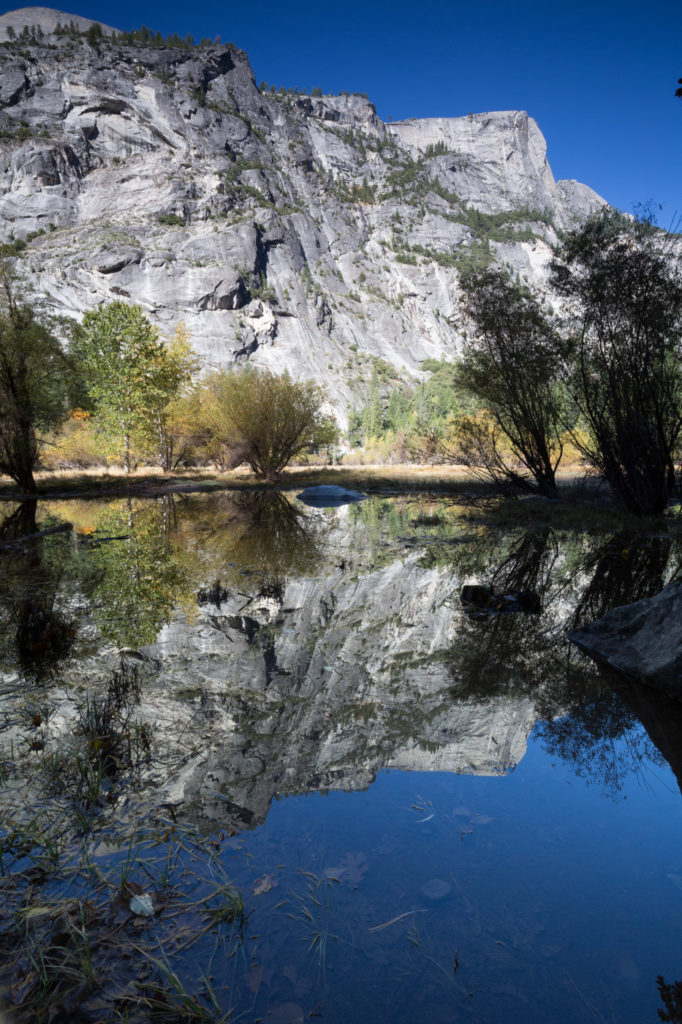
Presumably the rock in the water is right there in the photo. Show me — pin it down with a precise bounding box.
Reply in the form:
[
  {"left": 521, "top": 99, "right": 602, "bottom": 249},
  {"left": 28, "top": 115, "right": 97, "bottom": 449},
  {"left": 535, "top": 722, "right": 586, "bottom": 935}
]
[
  {"left": 129, "top": 892, "right": 154, "bottom": 917},
  {"left": 297, "top": 485, "right": 366, "bottom": 508},
  {"left": 420, "top": 878, "right": 452, "bottom": 903},
  {"left": 461, "top": 585, "right": 541, "bottom": 615},
  {"left": 568, "top": 581, "right": 682, "bottom": 697},
  {"left": 461, "top": 584, "right": 495, "bottom": 609}
]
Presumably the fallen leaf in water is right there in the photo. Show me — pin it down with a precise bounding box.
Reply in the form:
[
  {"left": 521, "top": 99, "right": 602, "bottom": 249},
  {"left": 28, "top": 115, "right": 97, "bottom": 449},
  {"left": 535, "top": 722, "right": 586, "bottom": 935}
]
[
  {"left": 452, "top": 806, "right": 471, "bottom": 818},
  {"left": 253, "top": 874, "right": 277, "bottom": 896},
  {"left": 325, "top": 850, "right": 367, "bottom": 885}
]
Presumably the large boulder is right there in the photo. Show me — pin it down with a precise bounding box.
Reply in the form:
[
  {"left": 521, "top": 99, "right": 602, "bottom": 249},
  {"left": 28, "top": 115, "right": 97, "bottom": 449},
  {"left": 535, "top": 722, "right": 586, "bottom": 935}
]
[
  {"left": 568, "top": 581, "right": 682, "bottom": 697},
  {"left": 297, "top": 485, "right": 366, "bottom": 508}
]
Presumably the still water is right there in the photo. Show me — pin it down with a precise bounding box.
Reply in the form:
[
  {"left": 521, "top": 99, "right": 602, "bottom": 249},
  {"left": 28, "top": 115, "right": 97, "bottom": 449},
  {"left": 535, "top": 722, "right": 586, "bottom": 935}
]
[{"left": 1, "top": 491, "right": 681, "bottom": 1022}]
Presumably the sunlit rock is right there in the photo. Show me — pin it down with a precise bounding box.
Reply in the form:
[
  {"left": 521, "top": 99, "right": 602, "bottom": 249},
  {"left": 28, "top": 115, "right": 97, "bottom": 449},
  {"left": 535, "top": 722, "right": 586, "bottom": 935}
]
[
  {"left": 297, "top": 485, "right": 367, "bottom": 507},
  {"left": 0, "top": 7, "right": 608, "bottom": 425}
]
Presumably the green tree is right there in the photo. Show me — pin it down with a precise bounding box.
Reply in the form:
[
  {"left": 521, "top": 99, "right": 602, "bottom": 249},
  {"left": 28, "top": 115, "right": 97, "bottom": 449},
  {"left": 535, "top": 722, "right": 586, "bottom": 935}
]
[
  {"left": 551, "top": 210, "right": 682, "bottom": 515},
  {"left": 0, "top": 264, "right": 71, "bottom": 492},
  {"left": 75, "top": 302, "right": 195, "bottom": 473},
  {"left": 139, "top": 322, "right": 200, "bottom": 471},
  {"left": 455, "top": 268, "right": 566, "bottom": 496},
  {"left": 85, "top": 21, "right": 103, "bottom": 45},
  {"left": 195, "top": 367, "right": 336, "bottom": 481}
]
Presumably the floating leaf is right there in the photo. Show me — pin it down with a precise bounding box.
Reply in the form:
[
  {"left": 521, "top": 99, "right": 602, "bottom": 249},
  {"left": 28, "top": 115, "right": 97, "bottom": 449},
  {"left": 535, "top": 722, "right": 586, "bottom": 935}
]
[{"left": 253, "top": 874, "right": 277, "bottom": 896}]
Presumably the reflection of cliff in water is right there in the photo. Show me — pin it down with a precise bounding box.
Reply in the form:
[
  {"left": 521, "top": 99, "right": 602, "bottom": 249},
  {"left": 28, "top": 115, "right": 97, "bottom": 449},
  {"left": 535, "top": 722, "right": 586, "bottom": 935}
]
[
  {"left": 2, "top": 494, "right": 682, "bottom": 836},
  {"left": 139, "top": 544, "right": 539, "bottom": 832},
  {"left": 128, "top": 518, "right": 681, "bottom": 831}
]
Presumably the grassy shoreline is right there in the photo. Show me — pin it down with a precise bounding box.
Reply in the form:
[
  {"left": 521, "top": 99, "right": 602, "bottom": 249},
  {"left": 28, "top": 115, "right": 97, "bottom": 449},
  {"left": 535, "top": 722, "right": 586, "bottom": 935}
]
[
  {"left": 2, "top": 462, "right": 670, "bottom": 534},
  {"left": 0, "top": 462, "right": 594, "bottom": 502}
]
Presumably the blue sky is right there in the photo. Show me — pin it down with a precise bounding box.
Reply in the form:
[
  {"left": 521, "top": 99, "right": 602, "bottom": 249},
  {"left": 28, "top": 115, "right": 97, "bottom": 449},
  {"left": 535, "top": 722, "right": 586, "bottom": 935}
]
[{"left": 6, "top": 0, "right": 681, "bottom": 223}]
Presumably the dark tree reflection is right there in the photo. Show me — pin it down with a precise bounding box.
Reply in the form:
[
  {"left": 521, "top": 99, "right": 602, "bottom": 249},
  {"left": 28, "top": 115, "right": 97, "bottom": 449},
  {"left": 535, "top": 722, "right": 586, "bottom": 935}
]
[
  {"left": 0, "top": 499, "right": 39, "bottom": 542},
  {"left": 657, "top": 975, "right": 682, "bottom": 1022},
  {"left": 0, "top": 501, "right": 77, "bottom": 680},
  {"left": 181, "top": 490, "right": 328, "bottom": 604},
  {"left": 489, "top": 526, "right": 555, "bottom": 598},
  {"left": 445, "top": 523, "right": 680, "bottom": 794},
  {"left": 446, "top": 528, "right": 581, "bottom": 707},
  {"left": 534, "top": 677, "right": 665, "bottom": 797},
  {"left": 533, "top": 530, "right": 678, "bottom": 796},
  {"left": 571, "top": 531, "right": 672, "bottom": 630}
]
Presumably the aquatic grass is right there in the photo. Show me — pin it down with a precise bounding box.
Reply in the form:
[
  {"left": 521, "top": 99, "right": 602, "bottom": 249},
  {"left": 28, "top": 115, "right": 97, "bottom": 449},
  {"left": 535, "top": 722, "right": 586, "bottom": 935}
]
[
  {"left": 203, "top": 882, "right": 245, "bottom": 925},
  {"left": 0, "top": 815, "right": 62, "bottom": 876},
  {"left": 0, "top": 820, "right": 249, "bottom": 1023},
  {"left": 280, "top": 869, "right": 344, "bottom": 979},
  {"left": 33, "top": 662, "right": 154, "bottom": 830},
  {"left": 132, "top": 946, "right": 231, "bottom": 1023}
]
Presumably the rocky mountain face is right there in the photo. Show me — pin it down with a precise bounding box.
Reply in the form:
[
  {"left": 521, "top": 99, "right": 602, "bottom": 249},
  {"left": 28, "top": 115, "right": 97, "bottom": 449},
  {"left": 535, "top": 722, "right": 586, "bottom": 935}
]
[{"left": 0, "top": 7, "right": 606, "bottom": 422}]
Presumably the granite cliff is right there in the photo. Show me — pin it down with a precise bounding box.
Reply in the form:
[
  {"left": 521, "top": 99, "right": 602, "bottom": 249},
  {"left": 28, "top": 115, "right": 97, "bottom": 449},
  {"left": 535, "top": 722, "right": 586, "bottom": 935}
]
[{"left": 0, "top": 7, "right": 606, "bottom": 421}]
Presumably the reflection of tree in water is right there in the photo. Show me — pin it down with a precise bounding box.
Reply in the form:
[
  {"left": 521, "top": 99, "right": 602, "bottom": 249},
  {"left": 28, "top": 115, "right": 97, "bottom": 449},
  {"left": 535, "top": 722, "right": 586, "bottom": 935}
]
[
  {"left": 75, "top": 492, "right": 327, "bottom": 651},
  {"left": 538, "top": 531, "right": 677, "bottom": 796},
  {"left": 445, "top": 528, "right": 577, "bottom": 708},
  {"left": 0, "top": 501, "right": 77, "bottom": 680},
  {"left": 570, "top": 531, "right": 673, "bottom": 630},
  {"left": 657, "top": 975, "right": 682, "bottom": 1022},
  {"left": 178, "top": 491, "right": 328, "bottom": 601},
  {"left": 85, "top": 496, "right": 193, "bottom": 649},
  {"left": 488, "top": 527, "right": 556, "bottom": 597},
  {"left": 445, "top": 525, "right": 677, "bottom": 793},
  {"left": 534, "top": 679, "right": 666, "bottom": 797},
  {"left": 0, "top": 499, "right": 39, "bottom": 543}
]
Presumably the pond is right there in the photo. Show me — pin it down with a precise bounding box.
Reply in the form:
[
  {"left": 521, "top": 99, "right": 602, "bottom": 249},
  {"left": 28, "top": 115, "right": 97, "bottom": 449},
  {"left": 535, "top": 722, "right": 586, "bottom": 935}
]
[{"left": 1, "top": 491, "right": 682, "bottom": 1023}]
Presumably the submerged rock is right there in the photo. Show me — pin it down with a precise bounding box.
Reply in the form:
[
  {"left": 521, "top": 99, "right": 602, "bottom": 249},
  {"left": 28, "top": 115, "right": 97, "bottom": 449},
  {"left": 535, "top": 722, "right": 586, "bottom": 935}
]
[
  {"left": 296, "top": 485, "right": 367, "bottom": 508},
  {"left": 420, "top": 878, "right": 452, "bottom": 903},
  {"left": 461, "top": 585, "right": 541, "bottom": 615},
  {"left": 568, "top": 581, "right": 682, "bottom": 697}
]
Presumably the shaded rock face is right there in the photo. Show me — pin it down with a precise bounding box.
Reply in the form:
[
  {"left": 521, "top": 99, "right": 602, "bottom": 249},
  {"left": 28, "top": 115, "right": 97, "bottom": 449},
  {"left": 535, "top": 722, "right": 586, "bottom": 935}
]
[
  {"left": 569, "top": 581, "right": 682, "bottom": 697},
  {"left": 0, "top": 8, "right": 606, "bottom": 423}
]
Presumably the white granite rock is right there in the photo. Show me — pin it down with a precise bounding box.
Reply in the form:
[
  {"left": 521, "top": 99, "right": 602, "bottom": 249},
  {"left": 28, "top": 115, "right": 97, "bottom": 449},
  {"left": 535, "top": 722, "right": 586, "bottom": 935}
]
[{"left": 0, "top": 8, "right": 609, "bottom": 425}]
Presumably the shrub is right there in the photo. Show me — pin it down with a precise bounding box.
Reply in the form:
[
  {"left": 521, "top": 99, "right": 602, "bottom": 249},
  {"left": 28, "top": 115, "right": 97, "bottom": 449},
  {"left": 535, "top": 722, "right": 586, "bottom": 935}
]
[{"left": 194, "top": 367, "right": 337, "bottom": 480}]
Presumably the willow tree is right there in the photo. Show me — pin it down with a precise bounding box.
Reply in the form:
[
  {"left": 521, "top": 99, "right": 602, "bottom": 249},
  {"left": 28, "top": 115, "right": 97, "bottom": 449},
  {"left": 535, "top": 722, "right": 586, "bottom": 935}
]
[
  {"left": 455, "top": 268, "right": 566, "bottom": 497},
  {"left": 195, "top": 366, "right": 336, "bottom": 481},
  {"left": 551, "top": 211, "right": 682, "bottom": 516}
]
